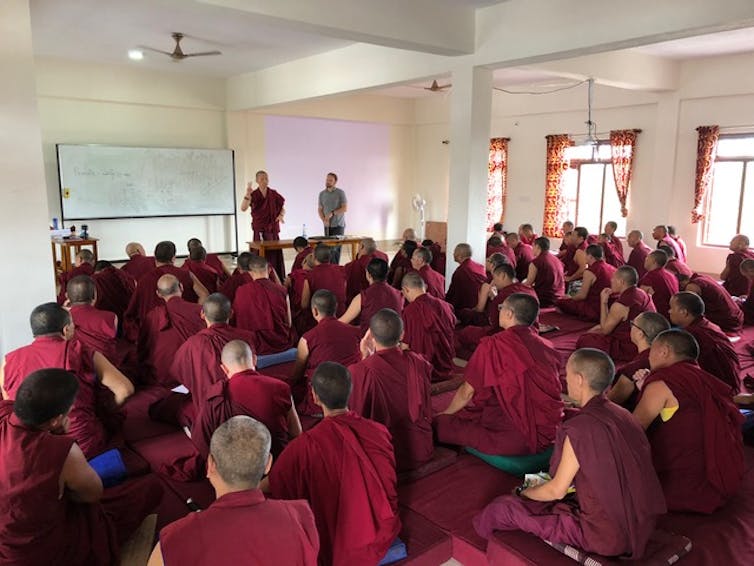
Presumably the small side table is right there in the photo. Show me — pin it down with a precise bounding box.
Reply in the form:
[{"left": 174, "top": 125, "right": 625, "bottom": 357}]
[{"left": 51, "top": 237, "right": 99, "bottom": 282}]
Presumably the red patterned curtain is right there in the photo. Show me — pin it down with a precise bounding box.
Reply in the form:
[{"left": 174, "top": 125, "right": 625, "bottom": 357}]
[
  {"left": 692, "top": 125, "right": 720, "bottom": 223},
  {"left": 542, "top": 134, "right": 572, "bottom": 237},
  {"left": 487, "top": 137, "right": 509, "bottom": 229},
  {"left": 609, "top": 129, "right": 638, "bottom": 217}
]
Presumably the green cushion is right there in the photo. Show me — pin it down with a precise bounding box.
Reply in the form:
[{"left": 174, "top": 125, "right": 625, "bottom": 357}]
[{"left": 465, "top": 446, "right": 554, "bottom": 477}]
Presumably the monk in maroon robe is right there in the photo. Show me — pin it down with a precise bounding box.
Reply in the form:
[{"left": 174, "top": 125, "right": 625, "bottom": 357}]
[
  {"left": 151, "top": 416, "right": 317, "bottom": 566},
  {"left": 577, "top": 266, "right": 656, "bottom": 363},
  {"left": 667, "top": 225, "right": 688, "bottom": 263},
  {"left": 93, "top": 260, "right": 135, "bottom": 325},
  {"left": 339, "top": 257, "right": 404, "bottom": 336},
  {"left": 558, "top": 221, "right": 574, "bottom": 253},
  {"left": 287, "top": 254, "right": 315, "bottom": 337},
  {"left": 344, "top": 237, "right": 388, "bottom": 302},
  {"left": 423, "top": 239, "right": 447, "bottom": 276},
  {"left": 233, "top": 256, "right": 292, "bottom": 354},
  {"left": 293, "top": 290, "right": 361, "bottom": 415},
  {"left": 626, "top": 230, "right": 652, "bottom": 278},
  {"left": 652, "top": 225, "right": 684, "bottom": 263},
  {"left": 638, "top": 250, "right": 679, "bottom": 318},
  {"left": 121, "top": 242, "right": 156, "bottom": 281},
  {"left": 241, "top": 171, "right": 286, "bottom": 280},
  {"left": 217, "top": 252, "right": 252, "bottom": 304},
  {"left": 518, "top": 223, "right": 538, "bottom": 246},
  {"left": 187, "top": 237, "right": 230, "bottom": 283},
  {"left": 557, "top": 244, "right": 616, "bottom": 321},
  {"left": 634, "top": 329, "right": 744, "bottom": 513},
  {"left": 387, "top": 240, "right": 417, "bottom": 288},
  {"left": 66, "top": 275, "right": 119, "bottom": 365},
  {"left": 290, "top": 236, "right": 314, "bottom": 274},
  {"left": 677, "top": 272, "right": 743, "bottom": 333},
  {"left": 401, "top": 272, "right": 456, "bottom": 381},
  {"left": 349, "top": 309, "right": 433, "bottom": 472},
  {"left": 563, "top": 227, "right": 589, "bottom": 283},
  {"left": 1, "top": 303, "right": 134, "bottom": 458},
  {"left": 668, "top": 292, "right": 741, "bottom": 393},
  {"left": 446, "top": 243, "right": 488, "bottom": 311},
  {"left": 410, "top": 246, "right": 446, "bottom": 299},
  {"left": 269, "top": 362, "right": 400, "bottom": 566},
  {"left": 302, "top": 244, "right": 348, "bottom": 317},
  {"left": 721, "top": 234, "right": 754, "bottom": 296},
  {"left": 741, "top": 259, "right": 754, "bottom": 325},
  {"left": 171, "top": 293, "right": 260, "bottom": 412},
  {"left": 57, "top": 248, "right": 95, "bottom": 304},
  {"left": 476, "top": 349, "right": 666, "bottom": 559},
  {"left": 437, "top": 294, "right": 563, "bottom": 454},
  {"left": 525, "top": 237, "right": 565, "bottom": 307},
  {"left": 601, "top": 221, "right": 625, "bottom": 267},
  {"left": 181, "top": 246, "right": 221, "bottom": 293},
  {"left": 1, "top": 369, "right": 162, "bottom": 566},
  {"left": 506, "top": 232, "right": 534, "bottom": 282},
  {"left": 486, "top": 235, "right": 517, "bottom": 268}
]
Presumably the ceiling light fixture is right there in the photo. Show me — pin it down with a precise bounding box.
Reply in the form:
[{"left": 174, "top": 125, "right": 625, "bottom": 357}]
[{"left": 128, "top": 49, "right": 144, "bottom": 61}]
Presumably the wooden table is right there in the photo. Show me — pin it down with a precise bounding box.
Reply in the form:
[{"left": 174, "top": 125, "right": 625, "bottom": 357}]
[
  {"left": 248, "top": 236, "right": 365, "bottom": 262},
  {"left": 51, "top": 237, "right": 99, "bottom": 278}
]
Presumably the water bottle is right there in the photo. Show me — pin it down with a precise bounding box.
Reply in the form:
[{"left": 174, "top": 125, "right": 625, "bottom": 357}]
[{"left": 302, "top": 223, "right": 307, "bottom": 238}]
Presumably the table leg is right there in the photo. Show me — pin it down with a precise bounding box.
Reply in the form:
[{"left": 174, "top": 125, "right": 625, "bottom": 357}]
[{"left": 92, "top": 241, "right": 98, "bottom": 263}]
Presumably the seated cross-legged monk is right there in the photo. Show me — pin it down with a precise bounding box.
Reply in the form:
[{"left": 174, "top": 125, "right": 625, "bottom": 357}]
[
  {"left": 149, "top": 416, "right": 317, "bottom": 566},
  {"left": 268, "top": 362, "right": 401, "bottom": 566},
  {"left": 633, "top": 329, "right": 744, "bottom": 513},
  {"left": 138, "top": 275, "right": 205, "bottom": 387},
  {"left": 525, "top": 237, "right": 565, "bottom": 307},
  {"left": 652, "top": 224, "right": 684, "bottom": 263},
  {"left": 56, "top": 248, "right": 95, "bottom": 304},
  {"left": 626, "top": 229, "right": 652, "bottom": 278},
  {"left": 349, "top": 309, "right": 433, "bottom": 473},
  {"left": 486, "top": 235, "right": 517, "bottom": 267},
  {"left": 288, "top": 252, "right": 316, "bottom": 336},
  {"left": 410, "top": 246, "right": 446, "bottom": 299},
  {"left": 1, "top": 303, "right": 134, "bottom": 459},
  {"left": 121, "top": 241, "right": 156, "bottom": 281},
  {"left": 423, "top": 239, "right": 447, "bottom": 276},
  {"left": 446, "top": 243, "right": 488, "bottom": 311},
  {"left": 401, "top": 272, "right": 457, "bottom": 381},
  {"left": 667, "top": 292, "right": 741, "bottom": 393},
  {"left": 339, "top": 258, "right": 404, "bottom": 336},
  {"left": 562, "top": 227, "right": 589, "bottom": 285},
  {"left": 181, "top": 245, "right": 221, "bottom": 294},
  {"left": 66, "top": 275, "right": 119, "bottom": 365},
  {"left": 474, "top": 349, "right": 666, "bottom": 559},
  {"left": 667, "top": 225, "right": 688, "bottom": 263},
  {"left": 218, "top": 252, "right": 253, "bottom": 303},
  {"left": 301, "top": 244, "right": 348, "bottom": 317},
  {"left": 93, "top": 260, "right": 135, "bottom": 325},
  {"left": 387, "top": 239, "right": 417, "bottom": 288},
  {"left": 518, "top": 223, "right": 538, "bottom": 246},
  {"left": 233, "top": 256, "right": 292, "bottom": 353},
  {"left": 577, "top": 266, "right": 656, "bottom": 363},
  {"left": 677, "top": 272, "right": 743, "bottom": 334},
  {"left": 601, "top": 221, "right": 626, "bottom": 267},
  {"left": 291, "top": 236, "right": 314, "bottom": 274},
  {"left": 436, "top": 293, "right": 563, "bottom": 455},
  {"left": 658, "top": 244, "right": 693, "bottom": 280},
  {"left": 722, "top": 234, "right": 754, "bottom": 296},
  {"left": 557, "top": 221, "right": 574, "bottom": 254},
  {"left": 607, "top": 312, "right": 670, "bottom": 411},
  {"left": 344, "top": 237, "right": 388, "bottom": 303},
  {"left": 187, "top": 237, "right": 231, "bottom": 283},
  {"left": 638, "top": 250, "right": 679, "bottom": 319},
  {"left": 1, "top": 369, "right": 162, "bottom": 566},
  {"left": 506, "top": 232, "right": 534, "bottom": 282},
  {"left": 556, "top": 244, "right": 616, "bottom": 322},
  {"left": 293, "top": 290, "right": 361, "bottom": 416}
]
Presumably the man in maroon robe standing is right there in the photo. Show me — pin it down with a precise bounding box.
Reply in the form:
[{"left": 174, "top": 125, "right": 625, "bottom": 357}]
[
  {"left": 668, "top": 292, "right": 740, "bottom": 393},
  {"left": 446, "top": 243, "right": 488, "bottom": 311},
  {"left": 639, "top": 249, "right": 679, "bottom": 318},
  {"left": 557, "top": 244, "right": 616, "bottom": 322},
  {"left": 187, "top": 237, "right": 231, "bottom": 282},
  {"left": 525, "top": 237, "right": 565, "bottom": 307},
  {"left": 626, "top": 230, "right": 652, "bottom": 278},
  {"left": 339, "top": 258, "right": 404, "bottom": 336},
  {"left": 1, "top": 369, "right": 162, "bottom": 566},
  {"left": 401, "top": 272, "right": 457, "bottom": 381},
  {"left": 676, "top": 272, "right": 743, "bottom": 333},
  {"left": 150, "top": 416, "right": 316, "bottom": 566},
  {"left": 241, "top": 170, "right": 286, "bottom": 280},
  {"left": 349, "top": 309, "right": 433, "bottom": 472},
  {"left": 506, "top": 232, "right": 534, "bottom": 282},
  {"left": 121, "top": 242, "right": 156, "bottom": 281},
  {"left": 302, "top": 244, "right": 348, "bottom": 317},
  {"left": 293, "top": 290, "right": 361, "bottom": 416},
  {"left": 181, "top": 245, "right": 221, "bottom": 293},
  {"left": 633, "top": 330, "right": 744, "bottom": 513},
  {"left": 93, "top": 260, "right": 135, "bottom": 326},
  {"left": 437, "top": 294, "right": 563, "bottom": 455},
  {"left": 268, "top": 362, "right": 401, "bottom": 566},
  {"left": 475, "top": 349, "right": 666, "bottom": 559},
  {"left": 344, "top": 237, "right": 388, "bottom": 303},
  {"left": 66, "top": 275, "right": 119, "bottom": 365},
  {"left": 721, "top": 234, "right": 754, "bottom": 296},
  {"left": 233, "top": 256, "right": 292, "bottom": 354},
  {"left": 410, "top": 246, "right": 446, "bottom": 299},
  {"left": 57, "top": 248, "right": 95, "bottom": 304},
  {"left": 652, "top": 225, "right": 684, "bottom": 263},
  {"left": 577, "top": 266, "right": 656, "bottom": 363}
]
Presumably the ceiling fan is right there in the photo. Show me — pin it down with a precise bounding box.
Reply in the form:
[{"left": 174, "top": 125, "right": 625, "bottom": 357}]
[
  {"left": 423, "top": 80, "right": 452, "bottom": 92},
  {"left": 138, "top": 32, "right": 222, "bottom": 61}
]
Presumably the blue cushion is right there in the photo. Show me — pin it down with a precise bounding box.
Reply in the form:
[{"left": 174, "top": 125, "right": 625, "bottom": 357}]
[
  {"left": 379, "top": 538, "right": 408, "bottom": 565},
  {"left": 88, "top": 448, "right": 127, "bottom": 487},
  {"left": 465, "top": 446, "right": 554, "bottom": 477},
  {"left": 257, "top": 348, "right": 297, "bottom": 369}
]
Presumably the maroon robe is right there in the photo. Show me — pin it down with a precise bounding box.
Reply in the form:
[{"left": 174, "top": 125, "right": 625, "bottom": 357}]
[
  {"left": 387, "top": 250, "right": 412, "bottom": 287},
  {"left": 531, "top": 252, "right": 565, "bottom": 307},
  {"left": 358, "top": 281, "right": 404, "bottom": 336},
  {"left": 344, "top": 251, "right": 389, "bottom": 303},
  {"left": 561, "top": 241, "right": 586, "bottom": 278},
  {"left": 520, "top": 233, "right": 537, "bottom": 246},
  {"left": 250, "top": 187, "right": 286, "bottom": 279},
  {"left": 219, "top": 270, "right": 252, "bottom": 303},
  {"left": 657, "top": 235, "right": 684, "bottom": 263},
  {"left": 474, "top": 395, "right": 666, "bottom": 559},
  {"left": 171, "top": 323, "right": 260, "bottom": 411},
  {"left": 427, "top": 243, "right": 447, "bottom": 276},
  {"left": 688, "top": 273, "right": 743, "bottom": 333},
  {"left": 137, "top": 298, "right": 204, "bottom": 387},
  {"left": 0, "top": 402, "right": 162, "bottom": 566},
  {"left": 57, "top": 263, "right": 94, "bottom": 304},
  {"left": 512, "top": 242, "right": 534, "bottom": 282},
  {"left": 638, "top": 267, "right": 679, "bottom": 318},
  {"left": 684, "top": 317, "right": 741, "bottom": 393},
  {"left": 612, "top": 348, "right": 651, "bottom": 412},
  {"left": 437, "top": 326, "right": 563, "bottom": 455},
  {"left": 160, "top": 489, "right": 318, "bottom": 566},
  {"left": 349, "top": 348, "right": 433, "bottom": 472},
  {"left": 744, "top": 285, "right": 754, "bottom": 326},
  {"left": 577, "top": 286, "right": 656, "bottom": 363},
  {"left": 402, "top": 293, "right": 456, "bottom": 381},
  {"left": 121, "top": 253, "right": 156, "bottom": 281},
  {"left": 270, "top": 412, "right": 401, "bottom": 566},
  {"left": 486, "top": 244, "right": 516, "bottom": 267},
  {"left": 415, "top": 264, "right": 446, "bottom": 300},
  {"left": 233, "top": 279, "right": 291, "bottom": 354},
  {"left": 291, "top": 246, "right": 314, "bottom": 274},
  {"left": 556, "top": 260, "right": 616, "bottom": 321},
  {"left": 205, "top": 253, "right": 229, "bottom": 283},
  {"left": 723, "top": 249, "right": 754, "bottom": 296},
  {"left": 664, "top": 258, "right": 693, "bottom": 279},
  {"left": 289, "top": 269, "right": 314, "bottom": 337},
  {"left": 603, "top": 236, "right": 625, "bottom": 268},
  {"left": 446, "top": 258, "right": 488, "bottom": 311},
  {"left": 641, "top": 361, "right": 744, "bottom": 513},
  {"left": 308, "top": 263, "right": 348, "bottom": 317},
  {"left": 181, "top": 259, "right": 220, "bottom": 294},
  {"left": 69, "top": 304, "right": 118, "bottom": 363},
  {"left": 672, "top": 235, "right": 688, "bottom": 263},
  {"left": 93, "top": 266, "right": 135, "bottom": 324},
  {"left": 627, "top": 241, "right": 652, "bottom": 278}
]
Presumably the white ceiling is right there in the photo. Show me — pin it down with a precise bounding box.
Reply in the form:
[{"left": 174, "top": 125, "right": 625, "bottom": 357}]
[{"left": 633, "top": 26, "right": 754, "bottom": 59}]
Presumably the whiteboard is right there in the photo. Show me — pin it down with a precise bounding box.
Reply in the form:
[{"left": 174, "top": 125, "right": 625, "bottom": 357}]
[{"left": 57, "top": 144, "right": 236, "bottom": 220}]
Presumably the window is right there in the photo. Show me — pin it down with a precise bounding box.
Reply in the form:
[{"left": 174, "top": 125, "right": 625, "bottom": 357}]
[
  {"left": 702, "top": 134, "right": 754, "bottom": 246},
  {"left": 561, "top": 143, "right": 627, "bottom": 236}
]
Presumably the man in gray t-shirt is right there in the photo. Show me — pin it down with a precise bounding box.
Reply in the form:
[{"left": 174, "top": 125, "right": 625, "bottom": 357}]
[{"left": 318, "top": 172, "right": 348, "bottom": 263}]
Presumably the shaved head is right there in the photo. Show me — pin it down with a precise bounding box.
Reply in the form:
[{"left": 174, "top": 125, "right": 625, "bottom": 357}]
[
  {"left": 402, "top": 228, "right": 417, "bottom": 241},
  {"left": 312, "top": 362, "right": 352, "bottom": 410},
  {"left": 189, "top": 246, "right": 207, "bottom": 261},
  {"left": 586, "top": 244, "right": 603, "bottom": 261},
  {"left": 157, "top": 274, "right": 181, "bottom": 297},
  {"left": 652, "top": 329, "right": 699, "bottom": 362},
  {"left": 94, "top": 260, "right": 113, "bottom": 272},
  {"left": 568, "top": 348, "right": 615, "bottom": 394},
  {"left": 741, "top": 258, "right": 754, "bottom": 276},
  {"left": 633, "top": 312, "right": 671, "bottom": 344},
  {"left": 361, "top": 237, "right": 377, "bottom": 255},
  {"left": 210, "top": 416, "right": 271, "bottom": 488},
  {"left": 487, "top": 235, "right": 503, "bottom": 247},
  {"left": 401, "top": 271, "right": 426, "bottom": 291},
  {"left": 202, "top": 293, "right": 232, "bottom": 323},
  {"left": 248, "top": 255, "right": 268, "bottom": 274},
  {"left": 503, "top": 293, "right": 539, "bottom": 326},
  {"left": 312, "top": 289, "right": 337, "bottom": 317},
  {"left": 66, "top": 275, "right": 96, "bottom": 304},
  {"left": 615, "top": 265, "right": 638, "bottom": 287},
  {"left": 493, "top": 262, "right": 516, "bottom": 280},
  {"left": 293, "top": 236, "right": 309, "bottom": 250},
  {"left": 13, "top": 369, "right": 79, "bottom": 428},
  {"left": 369, "top": 308, "right": 403, "bottom": 347},
  {"left": 30, "top": 303, "right": 71, "bottom": 337},
  {"left": 367, "top": 258, "right": 389, "bottom": 282},
  {"left": 125, "top": 242, "right": 146, "bottom": 257},
  {"left": 187, "top": 238, "right": 202, "bottom": 251},
  {"left": 412, "top": 247, "right": 432, "bottom": 265},
  {"left": 237, "top": 252, "right": 253, "bottom": 272},
  {"left": 314, "top": 244, "right": 331, "bottom": 264},
  {"left": 672, "top": 291, "right": 705, "bottom": 318},
  {"left": 221, "top": 339, "right": 255, "bottom": 368},
  {"left": 648, "top": 249, "right": 668, "bottom": 267},
  {"left": 505, "top": 232, "right": 520, "bottom": 245},
  {"left": 454, "top": 243, "right": 473, "bottom": 260},
  {"left": 76, "top": 249, "right": 94, "bottom": 264},
  {"left": 154, "top": 241, "right": 177, "bottom": 263}
]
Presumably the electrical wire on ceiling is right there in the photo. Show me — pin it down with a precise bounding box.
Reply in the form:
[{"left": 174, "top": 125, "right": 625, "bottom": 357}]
[{"left": 493, "top": 79, "right": 588, "bottom": 96}]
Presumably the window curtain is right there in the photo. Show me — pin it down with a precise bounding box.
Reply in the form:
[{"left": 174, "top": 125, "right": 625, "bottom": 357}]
[
  {"left": 542, "top": 134, "right": 572, "bottom": 237},
  {"left": 487, "top": 137, "right": 509, "bottom": 230},
  {"left": 609, "top": 129, "right": 638, "bottom": 217},
  {"left": 692, "top": 125, "right": 720, "bottom": 223}
]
